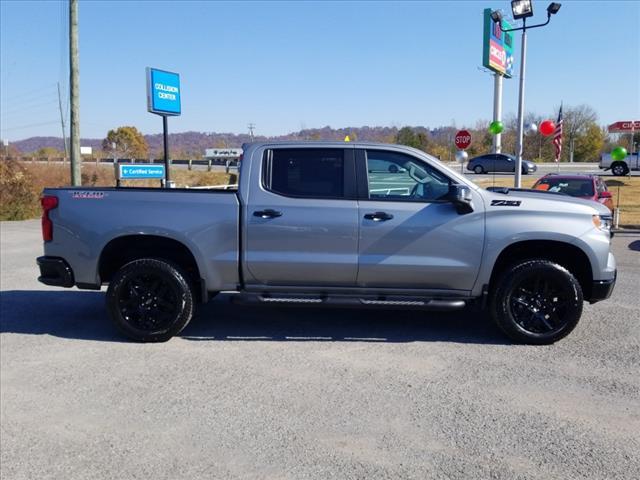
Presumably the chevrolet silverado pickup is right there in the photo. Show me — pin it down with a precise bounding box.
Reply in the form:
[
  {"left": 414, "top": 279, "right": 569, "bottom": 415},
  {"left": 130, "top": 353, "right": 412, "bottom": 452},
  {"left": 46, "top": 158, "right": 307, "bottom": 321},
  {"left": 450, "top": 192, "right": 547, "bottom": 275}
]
[{"left": 37, "top": 142, "right": 616, "bottom": 344}]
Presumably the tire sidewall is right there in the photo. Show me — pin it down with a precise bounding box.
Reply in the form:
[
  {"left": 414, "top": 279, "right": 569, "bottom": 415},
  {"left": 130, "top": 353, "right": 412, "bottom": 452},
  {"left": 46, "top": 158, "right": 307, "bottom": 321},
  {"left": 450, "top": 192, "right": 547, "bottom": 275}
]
[
  {"left": 474, "top": 165, "right": 484, "bottom": 174},
  {"left": 106, "top": 258, "right": 195, "bottom": 342},
  {"left": 491, "top": 260, "right": 583, "bottom": 344},
  {"left": 612, "top": 163, "right": 627, "bottom": 176}
]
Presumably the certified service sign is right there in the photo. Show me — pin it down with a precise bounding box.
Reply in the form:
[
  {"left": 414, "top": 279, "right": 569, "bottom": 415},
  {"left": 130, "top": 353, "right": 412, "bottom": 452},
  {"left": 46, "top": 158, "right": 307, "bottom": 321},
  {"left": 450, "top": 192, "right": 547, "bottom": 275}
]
[
  {"left": 117, "top": 164, "right": 166, "bottom": 180},
  {"left": 146, "top": 68, "right": 181, "bottom": 116}
]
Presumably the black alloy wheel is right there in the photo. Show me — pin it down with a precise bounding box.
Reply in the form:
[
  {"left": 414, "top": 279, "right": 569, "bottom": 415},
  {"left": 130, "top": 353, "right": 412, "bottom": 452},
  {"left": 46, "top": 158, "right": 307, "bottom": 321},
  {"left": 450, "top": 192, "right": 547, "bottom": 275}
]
[
  {"left": 107, "top": 258, "right": 195, "bottom": 342},
  {"left": 490, "top": 260, "right": 583, "bottom": 344},
  {"left": 611, "top": 163, "right": 628, "bottom": 176}
]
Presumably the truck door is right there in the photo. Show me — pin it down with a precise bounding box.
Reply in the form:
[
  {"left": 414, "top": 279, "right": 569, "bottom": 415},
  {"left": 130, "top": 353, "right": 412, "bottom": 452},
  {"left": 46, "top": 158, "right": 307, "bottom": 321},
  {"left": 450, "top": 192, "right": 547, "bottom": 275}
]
[
  {"left": 244, "top": 147, "right": 359, "bottom": 286},
  {"left": 356, "top": 149, "right": 485, "bottom": 291}
]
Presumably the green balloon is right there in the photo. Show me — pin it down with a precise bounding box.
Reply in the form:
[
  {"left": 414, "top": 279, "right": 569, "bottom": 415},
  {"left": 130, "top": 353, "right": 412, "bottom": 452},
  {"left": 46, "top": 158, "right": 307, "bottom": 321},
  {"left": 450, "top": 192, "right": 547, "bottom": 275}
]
[
  {"left": 611, "top": 146, "right": 628, "bottom": 161},
  {"left": 488, "top": 121, "right": 504, "bottom": 135}
]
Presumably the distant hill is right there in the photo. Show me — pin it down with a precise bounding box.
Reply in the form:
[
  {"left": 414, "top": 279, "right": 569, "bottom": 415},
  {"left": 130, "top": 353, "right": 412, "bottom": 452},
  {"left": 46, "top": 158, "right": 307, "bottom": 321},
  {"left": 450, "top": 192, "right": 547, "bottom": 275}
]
[{"left": 9, "top": 126, "right": 435, "bottom": 158}]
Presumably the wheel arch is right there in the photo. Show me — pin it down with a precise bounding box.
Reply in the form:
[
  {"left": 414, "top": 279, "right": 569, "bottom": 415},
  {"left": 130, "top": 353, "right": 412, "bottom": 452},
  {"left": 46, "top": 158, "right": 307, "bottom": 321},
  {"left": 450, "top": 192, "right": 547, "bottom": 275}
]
[
  {"left": 98, "top": 234, "right": 207, "bottom": 302},
  {"left": 488, "top": 240, "right": 594, "bottom": 300}
]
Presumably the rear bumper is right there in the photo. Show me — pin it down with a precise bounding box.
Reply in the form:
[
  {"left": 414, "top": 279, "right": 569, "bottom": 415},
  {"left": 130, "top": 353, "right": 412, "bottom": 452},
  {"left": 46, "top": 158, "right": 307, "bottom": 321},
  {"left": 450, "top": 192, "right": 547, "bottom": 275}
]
[
  {"left": 589, "top": 271, "right": 616, "bottom": 303},
  {"left": 37, "top": 256, "right": 74, "bottom": 288}
]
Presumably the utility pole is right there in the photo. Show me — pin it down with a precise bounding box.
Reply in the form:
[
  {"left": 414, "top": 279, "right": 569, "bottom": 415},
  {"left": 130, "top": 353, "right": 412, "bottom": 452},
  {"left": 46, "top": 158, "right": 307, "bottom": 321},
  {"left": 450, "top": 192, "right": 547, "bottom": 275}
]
[
  {"left": 248, "top": 123, "right": 255, "bottom": 141},
  {"left": 69, "top": 0, "right": 81, "bottom": 185},
  {"left": 57, "top": 82, "right": 68, "bottom": 160}
]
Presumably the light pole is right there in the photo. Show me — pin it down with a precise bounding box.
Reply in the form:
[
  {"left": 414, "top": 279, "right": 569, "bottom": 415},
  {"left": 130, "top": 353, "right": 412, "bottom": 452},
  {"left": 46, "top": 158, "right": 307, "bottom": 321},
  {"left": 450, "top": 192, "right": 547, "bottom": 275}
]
[{"left": 492, "top": 1, "right": 561, "bottom": 187}]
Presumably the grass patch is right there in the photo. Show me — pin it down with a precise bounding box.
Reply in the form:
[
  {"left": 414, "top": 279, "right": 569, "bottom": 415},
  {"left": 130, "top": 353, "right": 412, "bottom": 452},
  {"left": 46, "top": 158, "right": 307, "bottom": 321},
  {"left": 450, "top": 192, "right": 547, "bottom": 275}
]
[
  {"left": 472, "top": 176, "right": 640, "bottom": 226},
  {"left": 0, "top": 162, "right": 236, "bottom": 221}
]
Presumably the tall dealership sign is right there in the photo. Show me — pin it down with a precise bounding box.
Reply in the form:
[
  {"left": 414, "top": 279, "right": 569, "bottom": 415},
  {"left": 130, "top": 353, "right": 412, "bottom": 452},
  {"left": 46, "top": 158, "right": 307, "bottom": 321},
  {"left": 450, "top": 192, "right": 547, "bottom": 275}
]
[
  {"left": 482, "top": 8, "right": 514, "bottom": 78},
  {"left": 146, "top": 67, "right": 181, "bottom": 187},
  {"left": 482, "top": 8, "right": 514, "bottom": 155}
]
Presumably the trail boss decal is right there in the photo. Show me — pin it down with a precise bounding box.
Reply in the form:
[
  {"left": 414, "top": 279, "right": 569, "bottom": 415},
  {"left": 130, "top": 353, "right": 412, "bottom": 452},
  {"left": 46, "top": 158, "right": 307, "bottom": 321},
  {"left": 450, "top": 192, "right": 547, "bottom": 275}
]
[
  {"left": 72, "top": 191, "right": 105, "bottom": 200},
  {"left": 491, "top": 199, "right": 521, "bottom": 207}
]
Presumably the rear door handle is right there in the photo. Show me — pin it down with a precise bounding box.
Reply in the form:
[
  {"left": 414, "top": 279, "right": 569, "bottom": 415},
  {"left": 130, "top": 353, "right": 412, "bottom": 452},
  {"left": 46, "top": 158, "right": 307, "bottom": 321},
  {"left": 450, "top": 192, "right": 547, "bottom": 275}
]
[
  {"left": 253, "top": 209, "right": 283, "bottom": 219},
  {"left": 364, "top": 211, "right": 394, "bottom": 222}
]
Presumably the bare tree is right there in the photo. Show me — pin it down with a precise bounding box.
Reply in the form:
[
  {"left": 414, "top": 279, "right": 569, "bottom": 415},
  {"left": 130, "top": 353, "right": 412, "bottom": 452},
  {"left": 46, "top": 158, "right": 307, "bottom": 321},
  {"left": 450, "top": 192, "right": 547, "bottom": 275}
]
[{"left": 558, "top": 104, "right": 598, "bottom": 162}]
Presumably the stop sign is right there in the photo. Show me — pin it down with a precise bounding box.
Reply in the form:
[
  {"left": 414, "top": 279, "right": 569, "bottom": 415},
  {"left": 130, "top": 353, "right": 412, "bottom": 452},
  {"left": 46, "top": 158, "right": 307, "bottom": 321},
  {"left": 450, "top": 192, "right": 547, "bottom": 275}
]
[{"left": 455, "top": 130, "right": 472, "bottom": 150}]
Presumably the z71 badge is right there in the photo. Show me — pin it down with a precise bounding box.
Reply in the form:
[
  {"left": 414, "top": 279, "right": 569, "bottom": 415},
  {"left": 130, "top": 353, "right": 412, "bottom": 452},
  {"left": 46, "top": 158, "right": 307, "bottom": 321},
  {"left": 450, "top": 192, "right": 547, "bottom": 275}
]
[{"left": 491, "top": 199, "right": 521, "bottom": 207}]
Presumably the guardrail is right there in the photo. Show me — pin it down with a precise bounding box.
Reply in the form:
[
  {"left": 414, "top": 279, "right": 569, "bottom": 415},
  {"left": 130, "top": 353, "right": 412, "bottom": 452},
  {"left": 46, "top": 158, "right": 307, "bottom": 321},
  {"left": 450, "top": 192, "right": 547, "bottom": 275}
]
[{"left": 4, "top": 156, "right": 239, "bottom": 171}]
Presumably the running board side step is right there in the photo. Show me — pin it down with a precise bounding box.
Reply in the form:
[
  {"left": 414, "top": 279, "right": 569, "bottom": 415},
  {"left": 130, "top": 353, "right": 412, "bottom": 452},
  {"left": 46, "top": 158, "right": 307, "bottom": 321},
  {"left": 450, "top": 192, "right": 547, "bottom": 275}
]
[{"left": 232, "top": 293, "right": 466, "bottom": 311}]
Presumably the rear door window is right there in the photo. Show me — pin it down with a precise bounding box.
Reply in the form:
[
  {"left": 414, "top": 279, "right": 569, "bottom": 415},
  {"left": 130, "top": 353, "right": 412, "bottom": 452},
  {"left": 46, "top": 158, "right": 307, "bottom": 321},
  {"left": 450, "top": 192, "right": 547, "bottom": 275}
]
[{"left": 264, "top": 149, "right": 345, "bottom": 199}]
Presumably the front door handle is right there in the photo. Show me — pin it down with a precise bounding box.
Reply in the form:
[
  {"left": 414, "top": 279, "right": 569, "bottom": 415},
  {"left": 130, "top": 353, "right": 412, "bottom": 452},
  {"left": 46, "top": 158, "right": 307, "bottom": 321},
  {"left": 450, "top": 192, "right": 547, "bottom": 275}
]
[
  {"left": 253, "top": 209, "right": 283, "bottom": 219},
  {"left": 364, "top": 211, "right": 394, "bottom": 222}
]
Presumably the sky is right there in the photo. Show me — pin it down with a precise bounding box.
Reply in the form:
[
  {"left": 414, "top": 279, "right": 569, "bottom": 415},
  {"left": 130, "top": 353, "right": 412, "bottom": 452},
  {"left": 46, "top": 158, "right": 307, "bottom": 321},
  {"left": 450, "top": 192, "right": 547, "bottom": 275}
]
[{"left": 1, "top": 0, "right": 639, "bottom": 141}]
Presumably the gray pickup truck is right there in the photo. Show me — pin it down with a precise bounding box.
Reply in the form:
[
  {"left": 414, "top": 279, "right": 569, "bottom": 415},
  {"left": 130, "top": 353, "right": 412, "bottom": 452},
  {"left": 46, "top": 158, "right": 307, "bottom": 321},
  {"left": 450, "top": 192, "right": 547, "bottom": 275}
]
[{"left": 37, "top": 142, "right": 616, "bottom": 344}]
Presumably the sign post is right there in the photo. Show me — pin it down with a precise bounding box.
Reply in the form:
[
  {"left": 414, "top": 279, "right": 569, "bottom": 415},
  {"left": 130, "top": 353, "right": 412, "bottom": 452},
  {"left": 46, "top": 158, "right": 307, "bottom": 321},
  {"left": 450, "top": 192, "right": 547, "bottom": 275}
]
[{"left": 146, "top": 67, "right": 181, "bottom": 188}]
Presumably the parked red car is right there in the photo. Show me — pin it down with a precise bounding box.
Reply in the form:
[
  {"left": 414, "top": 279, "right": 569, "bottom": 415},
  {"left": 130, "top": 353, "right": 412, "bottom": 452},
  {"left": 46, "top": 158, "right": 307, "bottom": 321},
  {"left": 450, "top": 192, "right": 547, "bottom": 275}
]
[{"left": 532, "top": 174, "right": 614, "bottom": 212}]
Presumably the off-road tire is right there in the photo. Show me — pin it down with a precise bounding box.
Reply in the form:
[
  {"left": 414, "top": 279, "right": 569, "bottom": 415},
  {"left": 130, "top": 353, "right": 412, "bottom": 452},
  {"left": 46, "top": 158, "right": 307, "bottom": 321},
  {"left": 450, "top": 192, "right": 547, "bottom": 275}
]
[
  {"left": 490, "top": 259, "right": 583, "bottom": 345},
  {"left": 611, "top": 162, "right": 629, "bottom": 176},
  {"left": 106, "top": 258, "right": 195, "bottom": 342}
]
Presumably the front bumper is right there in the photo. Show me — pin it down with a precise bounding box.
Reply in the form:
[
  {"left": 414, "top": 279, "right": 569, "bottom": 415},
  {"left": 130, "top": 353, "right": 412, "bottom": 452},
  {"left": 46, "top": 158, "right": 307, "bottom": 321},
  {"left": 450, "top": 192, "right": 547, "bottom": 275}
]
[
  {"left": 589, "top": 270, "right": 616, "bottom": 303},
  {"left": 37, "top": 256, "right": 74, "bottom": 288}
]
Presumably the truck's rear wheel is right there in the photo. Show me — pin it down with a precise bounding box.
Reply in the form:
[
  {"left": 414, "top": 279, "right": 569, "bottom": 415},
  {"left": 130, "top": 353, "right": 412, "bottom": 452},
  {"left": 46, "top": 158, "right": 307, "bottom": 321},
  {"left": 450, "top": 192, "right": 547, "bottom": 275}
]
[
  {"left": 106, "top": 258, "right": 195, "bottom": 342},
  {"left": 611, "top": 162, "right": 629, "bottom": 176},
  {"left": 490, "top": 260, "right": 583, "bottom": 344}
]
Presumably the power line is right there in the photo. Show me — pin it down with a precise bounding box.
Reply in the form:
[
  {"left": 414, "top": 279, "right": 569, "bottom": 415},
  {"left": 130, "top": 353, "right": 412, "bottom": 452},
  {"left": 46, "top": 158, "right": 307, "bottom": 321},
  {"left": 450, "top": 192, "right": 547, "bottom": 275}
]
[
  {"left": 1, "top": 87, "right": 57, "bottom": 108},
  {"left": 1, "top": 100, "right": 58, "bottom": 117},
  {"left": 0, "top": 120, "right": 59, "bottom": 132},
  {"left": 1, "top": 83, "right": 57, "bottom": 98}
]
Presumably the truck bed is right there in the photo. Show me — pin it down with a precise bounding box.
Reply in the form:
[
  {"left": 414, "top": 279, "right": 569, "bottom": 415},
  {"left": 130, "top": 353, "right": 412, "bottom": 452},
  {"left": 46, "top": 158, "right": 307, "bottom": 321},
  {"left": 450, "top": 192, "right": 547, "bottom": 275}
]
[{"left": 42, "top": 186, "right": 241, "bottom": 291}]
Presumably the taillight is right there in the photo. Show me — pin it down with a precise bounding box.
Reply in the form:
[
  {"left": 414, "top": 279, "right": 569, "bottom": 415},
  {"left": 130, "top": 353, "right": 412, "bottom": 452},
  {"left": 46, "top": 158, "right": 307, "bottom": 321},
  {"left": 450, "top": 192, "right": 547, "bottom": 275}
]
[{"left": 41, "top": 195, "right": 58, "bottom": 242}]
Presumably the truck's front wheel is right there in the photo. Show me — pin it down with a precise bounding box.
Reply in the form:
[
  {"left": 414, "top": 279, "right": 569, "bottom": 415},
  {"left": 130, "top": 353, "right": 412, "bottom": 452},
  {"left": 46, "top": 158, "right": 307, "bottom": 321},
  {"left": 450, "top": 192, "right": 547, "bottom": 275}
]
[
  {"left": 611, "top": 162, "right": 629, "bottom": 176},
  {"left": 106, "top": 258, "right": 195, "bottom": 342},
  {"left": 490, "top": 260, "right": 583, "bottom": 344}
]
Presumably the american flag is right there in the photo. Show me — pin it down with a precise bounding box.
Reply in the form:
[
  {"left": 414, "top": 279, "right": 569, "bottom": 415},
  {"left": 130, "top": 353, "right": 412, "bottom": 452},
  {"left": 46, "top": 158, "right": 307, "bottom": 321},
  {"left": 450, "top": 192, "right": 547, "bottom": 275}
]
[{"left": 553, "top": 104, "right": 563, "bottom": 162}]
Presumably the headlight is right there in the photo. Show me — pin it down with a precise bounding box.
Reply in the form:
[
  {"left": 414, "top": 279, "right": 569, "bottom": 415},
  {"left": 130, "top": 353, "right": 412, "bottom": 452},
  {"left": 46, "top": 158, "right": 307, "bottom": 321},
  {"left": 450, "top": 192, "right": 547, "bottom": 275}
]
[{"left": 593, "top": 214, "right": 612, "bottom": 231}]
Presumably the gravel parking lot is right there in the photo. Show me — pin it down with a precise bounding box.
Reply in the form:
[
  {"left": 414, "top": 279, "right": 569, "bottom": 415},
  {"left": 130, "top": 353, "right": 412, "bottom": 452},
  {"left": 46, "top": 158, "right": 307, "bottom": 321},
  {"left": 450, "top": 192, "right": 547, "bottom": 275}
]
[{"left": 1, "top": 220, "right": 639, "bottom": 480}]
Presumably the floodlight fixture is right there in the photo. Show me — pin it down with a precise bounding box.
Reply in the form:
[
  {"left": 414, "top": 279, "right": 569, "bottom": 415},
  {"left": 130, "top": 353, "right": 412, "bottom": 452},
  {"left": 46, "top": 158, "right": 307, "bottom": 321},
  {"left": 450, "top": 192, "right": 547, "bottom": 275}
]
[
  {"left": 511, "top": 0, "right": 534, "bottom": 19},
  {"left": 547, "top": 2, "right": 561, "bottom": 15}
]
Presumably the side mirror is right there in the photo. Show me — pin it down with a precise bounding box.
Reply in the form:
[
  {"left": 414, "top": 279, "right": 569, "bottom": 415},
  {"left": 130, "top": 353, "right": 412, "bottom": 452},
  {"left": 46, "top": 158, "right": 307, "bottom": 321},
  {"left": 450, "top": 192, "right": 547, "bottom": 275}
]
[
  {"left": 448, "top": 184, "right": 474, "bottom": 214},
  {"left": 599, "top": 191, "right": 612, "bottom": 199}
]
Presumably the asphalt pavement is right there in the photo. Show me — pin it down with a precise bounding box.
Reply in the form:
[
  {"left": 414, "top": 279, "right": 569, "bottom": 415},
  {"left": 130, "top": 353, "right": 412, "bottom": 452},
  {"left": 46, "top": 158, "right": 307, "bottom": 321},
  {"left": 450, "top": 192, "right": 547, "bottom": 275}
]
[{"left": 1, "top": 220, "right": 639, "bottom": 479}]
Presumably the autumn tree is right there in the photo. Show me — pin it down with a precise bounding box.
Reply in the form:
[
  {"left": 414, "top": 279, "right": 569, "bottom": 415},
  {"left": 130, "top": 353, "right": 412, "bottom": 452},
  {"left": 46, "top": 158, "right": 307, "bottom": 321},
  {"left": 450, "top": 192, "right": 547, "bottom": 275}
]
[
  {"left": 558, "top": 104, "right": 598, "bottom": 162},
  {"left": 102, "top": 126, "right": 148, "bottom": 159},
  {"left": 34, "top": 147, "right": 64, "bottom": 158},
  {"left": 395, "top": 127, "right": 432, "bottom": 152},
  {"left": 573, "top": 122, "right": 605, "bottom": 162}
]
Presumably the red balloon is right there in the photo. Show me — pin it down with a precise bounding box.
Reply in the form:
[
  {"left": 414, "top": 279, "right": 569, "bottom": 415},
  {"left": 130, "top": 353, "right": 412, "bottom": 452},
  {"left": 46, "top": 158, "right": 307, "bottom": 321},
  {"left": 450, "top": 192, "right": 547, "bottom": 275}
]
[{"left": 540, "top": 120, "right": 555, "bottom": 136}]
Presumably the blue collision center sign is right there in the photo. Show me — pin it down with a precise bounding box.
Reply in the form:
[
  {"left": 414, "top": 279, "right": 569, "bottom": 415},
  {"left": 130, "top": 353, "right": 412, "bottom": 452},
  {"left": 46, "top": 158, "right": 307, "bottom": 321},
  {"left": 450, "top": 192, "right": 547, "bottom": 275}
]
[
  {"left": 146, "top": 67, "right": 181, "bottom": 116},
  {"left": 118, "top": 164, "right": 166, "bottom": 180}
]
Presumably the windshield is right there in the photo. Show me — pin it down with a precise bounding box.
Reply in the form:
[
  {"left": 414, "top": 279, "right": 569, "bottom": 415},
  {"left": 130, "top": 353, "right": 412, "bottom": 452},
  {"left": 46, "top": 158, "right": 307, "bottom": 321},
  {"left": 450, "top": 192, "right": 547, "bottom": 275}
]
[{"left": 534, "top": 178, "right": 595, "bottom": 197}]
